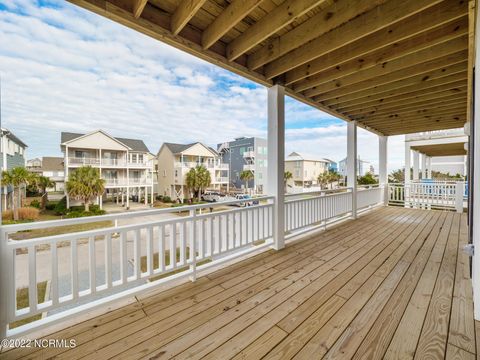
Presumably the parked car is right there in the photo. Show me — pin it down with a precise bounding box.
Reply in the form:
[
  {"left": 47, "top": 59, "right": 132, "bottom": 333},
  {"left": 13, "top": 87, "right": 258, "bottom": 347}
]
[
  {"left": 233, "top": 194, "right": 253, "bottom": 207},
  {"left": 201, "top": 191, "right": 225, "bottom": 202}
]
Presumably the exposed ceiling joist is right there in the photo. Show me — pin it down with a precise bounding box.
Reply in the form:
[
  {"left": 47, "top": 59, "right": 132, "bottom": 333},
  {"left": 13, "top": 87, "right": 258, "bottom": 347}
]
[
  {"left": 285, "top": 0, "right": 468, "bottom": 85},
  {"left": 226, "top": 0, "right": 330, "bottom": 61},
  {"left": 171, "top": 0, "right": 208, "bottom": 35},
  {"left": 247, "top": 0, "right": 386, "bottom": 70}
]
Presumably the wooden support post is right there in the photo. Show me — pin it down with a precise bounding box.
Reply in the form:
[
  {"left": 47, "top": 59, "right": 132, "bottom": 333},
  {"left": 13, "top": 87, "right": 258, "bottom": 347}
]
[{"left": 267, "top": 85, "right": 285, "bottom": 250}]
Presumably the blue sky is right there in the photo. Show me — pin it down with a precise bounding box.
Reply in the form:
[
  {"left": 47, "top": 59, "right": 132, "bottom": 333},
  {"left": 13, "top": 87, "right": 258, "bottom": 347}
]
[{"left": 0, "top": 0, "right": 405, "bottom": 171}]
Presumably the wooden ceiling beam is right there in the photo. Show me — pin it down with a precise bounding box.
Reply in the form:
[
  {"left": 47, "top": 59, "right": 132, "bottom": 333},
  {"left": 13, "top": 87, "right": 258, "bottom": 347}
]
[
  {"left": 347, "top": 93, "right": 467, "bottom": 117},
  {"left": 371, "top": 117, "right": 467, "bottom": 130},
  {"left": 305, "top": 38, "right": 468, "bottom": 98},
  {"left": 285, "top": 0, "right": 468, "bottom": 85},
  {"left": 201, "top": 0, "right": 264, "bottom": 50},
  {"left": 246, "top": 0, "right": 386, "bottom": 70},
  {"left": 171, "top": 0, "right": 208, "bottom": 35},
  {"left": 293, "top": 17, "right": 467, "bottom": 92},
  {"left": 376, "top": 122, "right": 466, "bottom": 135},
  {"left": 265, "top": 0, "right": 449, "bottom": 79},
  {"left": 132, "top": 0, "right": 148, "bottom": 18},
  {"left": 328, "top": 74, "right": 467, "bottom": 108},
  {"left": 315, "top": 60, "right": 467, "bottom": 105},
  {"left": 363, "top": 108, "right": 467, "bottom": 125},
  {"left": 334, "top": 85, "right": 467, "bottom": 113},
  {"left": 351, "top": 96, "right": 467, "bottom": 119},
  {"left": 225, "top": 0, "right": 330, "bottom": 61}
]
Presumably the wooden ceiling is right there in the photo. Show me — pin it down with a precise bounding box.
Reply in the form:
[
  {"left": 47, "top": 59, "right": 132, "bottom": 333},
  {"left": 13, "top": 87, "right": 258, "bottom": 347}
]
[
  {"left": 411, "top": 142, "right": 467, "bottom": 156},
  {"left": 67, "top": 0, "right": 475, "bottom": 136}
]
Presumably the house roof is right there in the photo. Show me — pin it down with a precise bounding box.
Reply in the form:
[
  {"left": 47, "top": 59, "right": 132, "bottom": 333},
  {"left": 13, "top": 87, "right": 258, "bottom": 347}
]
[
  {"left": 286, "top": 152, "right": 329, "bottom": 163},
  {"left": 2, "top": 128, "right": 27, "bottom": 148},
  {"left": 61, "top": 132, "right": 150, "bottom": 152},
  {"left": 41, "top": 157, "right": 64, "bottom": 171},
  {"left": 163, "top": 142, "right": 218, "bottom": 156}
]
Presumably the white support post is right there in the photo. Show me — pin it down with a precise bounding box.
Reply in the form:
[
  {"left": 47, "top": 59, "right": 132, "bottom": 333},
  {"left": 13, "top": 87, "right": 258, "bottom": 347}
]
[
  {"left": 412, "top": 150, "right": 420, "bottom": 181},
  {"left": 404, "top": 143, "right": 411, "bottom": 185},
  {"left": 347, "top": 121, "right": 358, "bottom": 219},
  {"left": 427, "top": 156, "right": 432, "bottom": 179},
  {"left": 421, "top": 153, "right": 427, "bottom": 179},
  {"left": 145, "top": 186, "right": 148, "bottom": 205},
  {"left": 379, "top": 135, "right": 388, "bottom": 206},
  {"left": 455, "top": 182, "right": 464, "bottom": 213},
  {"left": 267, "top": 85, "right": 285, "bottom": 250},
  {"left": 126, "top": 187, "right": 130, "bottom": 210},
  {"left": 472, "top": 2, "right": 480, "bottom": 320},
  {"left": 65, "top": 145, "right": 70, "bottom": 209}
]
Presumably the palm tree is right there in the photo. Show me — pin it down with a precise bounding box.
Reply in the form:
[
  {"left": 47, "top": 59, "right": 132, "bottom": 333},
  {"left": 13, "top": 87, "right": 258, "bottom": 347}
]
[
  {"left": 1, "top": 167, "right": 35, "bottom": 220},
  {"left": 317, "top": 171, "right": 330, "bottom": 190},
  {"left": 35, "top": 176, "right": 56, "bottom": 210},
  {"left": 185, "top": 165, "right": 212, "bottom": 202},
  {"left": 327, "top": 169, "right": 341, "bottom": 189},
  {"left": 284, "top": 171, "right": 293, "bottom": 193},
  {"left": 240, "top": 170, "right": 254, "bottom": 194},
  {"left": 66, "top": 166, "right": 105, "bottom": 211}
]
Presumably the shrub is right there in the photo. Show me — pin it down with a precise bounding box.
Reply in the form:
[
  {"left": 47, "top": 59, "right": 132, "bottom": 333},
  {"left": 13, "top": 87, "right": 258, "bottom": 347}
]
[
  {"left": 65, "top": 209, "right": 105, "bottom": 218},
  {"left": 29, "top": 199, "right": 41, "bottom": 209},
  {"left": 18, "top": 207, "right": 40, "bottom": 220},
  {"left": 163, "top": 196, "right": 172, "bottom": 203},
  {"left": 54, "top": 196, "right": 68, "bottom": 215},
  {"left": 2, "top": 210, "right": 13, "bottom": 221},
  {"left": 2, "top": 208, "right": 39, "bottom": 221},
  {"left": 156, "top": 195, "right": 163, "bottom": 201},
  {"left": 45, "top": 202, "right": 57, "bottom": 211}
]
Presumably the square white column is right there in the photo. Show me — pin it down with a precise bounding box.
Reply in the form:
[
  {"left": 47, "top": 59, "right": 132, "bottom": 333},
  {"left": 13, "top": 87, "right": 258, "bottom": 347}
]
[
  {"left": 412, "top": 150, "right": 420, "bottom": 181},
  {"left": 379, "top": 135, "right": 388, "bottom": 205},
  {"left": 404, "top": 142, "right": 411, "bottom": 184},
  {"left": 267, "top": 85, "right": 285, "bottom": 250},
  {"left": 421, "top": 153, "right": 427, "bottom": 179},
  {"left": 347, "top": 121, "right": 357, "bottom": 218}
]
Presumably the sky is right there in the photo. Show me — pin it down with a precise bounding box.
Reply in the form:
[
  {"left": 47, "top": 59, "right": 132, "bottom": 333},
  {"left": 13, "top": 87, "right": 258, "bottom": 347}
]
[{"left": 0, "top": 0, "right": 405, "bottom": 172}]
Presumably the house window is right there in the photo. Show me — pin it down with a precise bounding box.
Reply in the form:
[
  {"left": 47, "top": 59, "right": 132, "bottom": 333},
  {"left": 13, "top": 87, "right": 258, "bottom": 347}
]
[
  {"left": 131, "top": 154, "right": 137, "bottom": 162},
  {"left": 175, "top": 170, "right": 178, "bottom": 177},
  {"left": 239, "top": 147, "right": 246, "bottom": 155},
  {"left": 75, "top": 151, "right": 88, "bottom": 158},
  {"left": 138, "top": 154, "right": 143, "bottom": 162}
]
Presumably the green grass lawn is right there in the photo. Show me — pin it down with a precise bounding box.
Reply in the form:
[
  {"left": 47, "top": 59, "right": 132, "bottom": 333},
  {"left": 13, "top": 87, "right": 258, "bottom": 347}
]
[
  {"left": 10, "top": 281, "right": 48, "bottom": 329},
  {"left": 9, "top": 220, "right": 114, "bottom": 241}
]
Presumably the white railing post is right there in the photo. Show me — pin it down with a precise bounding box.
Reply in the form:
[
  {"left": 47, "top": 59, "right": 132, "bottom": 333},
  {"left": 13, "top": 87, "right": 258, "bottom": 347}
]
[
  {"left": 455, "top": 182, "right": 464, "bottom": 213},
  {"left": 189, "top": 209, "right": 197, "bottom": 281},
  {"left": 347, "top": 121, "right": 357, "bottom": 218},
  {"left": 0, "top": 229, "right": 8, "bottom": 339},
  {"left": 267, "top": 85, "right": 285, "bottom": 250},
  {"left": 379, "top": 135, "right": 388, "bottom": 206}
]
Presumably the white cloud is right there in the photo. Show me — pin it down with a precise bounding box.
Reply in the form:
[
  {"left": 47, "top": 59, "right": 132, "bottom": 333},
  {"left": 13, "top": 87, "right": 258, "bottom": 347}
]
[{"left": 0, "top": 0, "right": 406, "bottom": 173}]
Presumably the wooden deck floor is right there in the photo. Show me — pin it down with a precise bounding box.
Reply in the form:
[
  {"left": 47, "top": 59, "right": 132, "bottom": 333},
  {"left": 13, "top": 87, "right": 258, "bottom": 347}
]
[{"left": 2, "top": 207, "right": 477, "bottom": 360}]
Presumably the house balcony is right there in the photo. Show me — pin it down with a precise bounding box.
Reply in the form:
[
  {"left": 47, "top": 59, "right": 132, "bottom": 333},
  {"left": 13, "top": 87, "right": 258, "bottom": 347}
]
[
  {"left": 213, "top": 176, "right": 229, "bottom": 184},
  {"left": 68, "top": 157, "right": 153, "bottom": 168},
  {"left": 175, "top": 161, "right": 229, "bottom": 170},
  {"left": 243, "top": 164, "right": 255, "bottom": 171},
  {"left": 0, "top": 185, "right": 474, "bottom": 359},
  {"left": 243, "top": 150, "right": 255, "bottom": 158},
  {"left": 104, "top": 177, "right": 152, "bottom": 187}
]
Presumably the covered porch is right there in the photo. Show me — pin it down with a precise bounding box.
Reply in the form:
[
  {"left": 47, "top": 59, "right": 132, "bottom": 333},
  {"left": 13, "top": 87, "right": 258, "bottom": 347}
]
[
  {"left": 1, "top": 0, "right": 480, "bottom": 359},
  {"left": 2, "top": 206, "right": 475, "bottom": 359}
]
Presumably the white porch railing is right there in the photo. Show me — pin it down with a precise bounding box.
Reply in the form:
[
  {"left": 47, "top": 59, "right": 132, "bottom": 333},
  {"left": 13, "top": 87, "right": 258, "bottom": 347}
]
[
  {"left": 388, "top": 182, "right": 465, "bottom": 211},
  {"left": 0, "top": 197, "right": 274, "bottom": 338},
  {"left": 0, "top": 186, "right": 387, "bottom": 338}
]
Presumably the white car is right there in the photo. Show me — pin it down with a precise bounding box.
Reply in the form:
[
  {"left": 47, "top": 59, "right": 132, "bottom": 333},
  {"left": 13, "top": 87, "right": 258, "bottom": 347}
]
[{"left": 201, "top": 191, "right": 224, "bottom": 202}]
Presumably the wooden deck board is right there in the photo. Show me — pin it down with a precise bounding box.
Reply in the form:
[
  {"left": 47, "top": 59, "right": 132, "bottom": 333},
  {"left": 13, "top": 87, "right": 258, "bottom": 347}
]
[{"left": 1, "top": 207, "right": 476, "bottom": 360}]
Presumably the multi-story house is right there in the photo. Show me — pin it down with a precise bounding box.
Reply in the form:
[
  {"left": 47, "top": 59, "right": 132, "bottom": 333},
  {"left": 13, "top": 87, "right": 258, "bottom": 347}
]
[
  {"left": 1, "top": 128, "right": 27, "bottom": 210},
  {"left": 285, "top": 152, "right": 330, "bottom": 188},
  {"left": 157, "top": 142, "right": 229, "bottom": 202},
  {"left": 217, "top": 137, "right": 267, "bottom": 194},
  {"left": 26, "top": 157, "right": 65, "bottom": 191},
  {"left": 338, "top": 156, "right": 371, "bottom": 177},
  {"left": 61, "top": 130, "right": 154, "bottom": 209}
]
